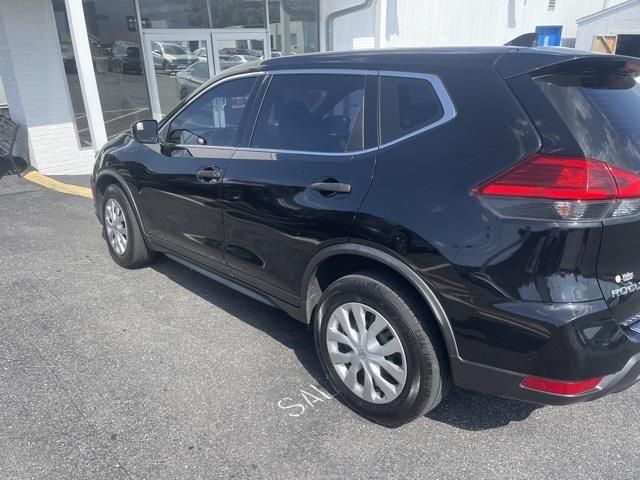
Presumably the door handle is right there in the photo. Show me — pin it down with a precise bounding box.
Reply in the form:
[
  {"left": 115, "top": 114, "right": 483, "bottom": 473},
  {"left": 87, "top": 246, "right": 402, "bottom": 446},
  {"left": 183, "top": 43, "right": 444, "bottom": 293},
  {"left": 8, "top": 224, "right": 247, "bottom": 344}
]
[
  {"left": 310, "top": 180, "right": 352, "bottom": 195},
  {"left": 196, "top": 166, "right": 221, "bottom": 184}
]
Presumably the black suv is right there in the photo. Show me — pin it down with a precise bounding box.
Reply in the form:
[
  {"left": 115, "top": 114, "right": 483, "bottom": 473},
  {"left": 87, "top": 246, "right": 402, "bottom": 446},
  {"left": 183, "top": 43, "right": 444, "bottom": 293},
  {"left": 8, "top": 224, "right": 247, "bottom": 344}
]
[{"left": 92, "top": 47, "right": 640, "bottom": 426}]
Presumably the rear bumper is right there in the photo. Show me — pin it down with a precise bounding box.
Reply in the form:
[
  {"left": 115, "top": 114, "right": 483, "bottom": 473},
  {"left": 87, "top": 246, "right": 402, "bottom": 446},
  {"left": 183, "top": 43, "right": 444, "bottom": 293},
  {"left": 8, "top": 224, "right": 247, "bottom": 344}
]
[
  {"left": 448, "top": 295, "right": 640, "bottom": 405},
  {"left": 451, "top": 353, "right": 640, "bottom": 405}
]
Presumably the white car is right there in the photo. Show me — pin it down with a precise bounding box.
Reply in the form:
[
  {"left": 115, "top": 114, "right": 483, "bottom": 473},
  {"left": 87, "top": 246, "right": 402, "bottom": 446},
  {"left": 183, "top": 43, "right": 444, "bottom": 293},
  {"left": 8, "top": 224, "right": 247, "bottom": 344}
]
[
  {"left": 228, "top": 55, "right": 260, "bottom": 65},
  {"left": 151, "top": 42, "right": 197, "bottom": 73}
]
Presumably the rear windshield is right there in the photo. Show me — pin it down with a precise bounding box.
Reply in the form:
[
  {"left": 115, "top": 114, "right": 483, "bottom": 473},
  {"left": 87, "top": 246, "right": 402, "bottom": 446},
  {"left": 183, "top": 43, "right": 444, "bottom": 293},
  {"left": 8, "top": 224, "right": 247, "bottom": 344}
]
[{"left": 534, "top": 68, "right": 640, "bottom": 171}]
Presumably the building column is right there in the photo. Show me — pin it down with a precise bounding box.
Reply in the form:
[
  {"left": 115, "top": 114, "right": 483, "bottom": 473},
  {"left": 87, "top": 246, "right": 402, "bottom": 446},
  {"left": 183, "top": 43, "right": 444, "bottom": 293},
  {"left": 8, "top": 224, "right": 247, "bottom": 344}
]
[
  {"left": 64, "top": 0, "right": 107, "bottom": 150},
  {"left": 0, "top": 0, "right": 97, "bottom": 174}
]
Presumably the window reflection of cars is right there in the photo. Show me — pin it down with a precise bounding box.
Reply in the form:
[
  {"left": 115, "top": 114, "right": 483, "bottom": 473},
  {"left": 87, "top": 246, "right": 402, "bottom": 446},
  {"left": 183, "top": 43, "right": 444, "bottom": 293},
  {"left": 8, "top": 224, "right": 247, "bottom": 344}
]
[
  {"left": 175, "top": 60, "right": 210, "bottom": 100},
  {"left": 108, "top": 44, "right": 142, "bottom": 74},
  {"left": 219, "top": 55, "right": 236, "bottom": 70},
  {"left": 193, "top": 47, "right": 207, "bottom": 60},
  {"left": 61, "top": 43, "right": 76, "bottom": 73},
  {"left": 151, "top": 42, "right": 197, "bottom": 74},
  {"left": 229, "top": 55, "right": 260, "bottom": 66}
]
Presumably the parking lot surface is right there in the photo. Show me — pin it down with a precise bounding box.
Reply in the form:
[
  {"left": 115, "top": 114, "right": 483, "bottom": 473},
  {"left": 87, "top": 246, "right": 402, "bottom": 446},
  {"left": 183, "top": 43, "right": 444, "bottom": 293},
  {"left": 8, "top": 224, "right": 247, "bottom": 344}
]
[{"left": 1, "top": 174, "right": 638, "bottom": 479}]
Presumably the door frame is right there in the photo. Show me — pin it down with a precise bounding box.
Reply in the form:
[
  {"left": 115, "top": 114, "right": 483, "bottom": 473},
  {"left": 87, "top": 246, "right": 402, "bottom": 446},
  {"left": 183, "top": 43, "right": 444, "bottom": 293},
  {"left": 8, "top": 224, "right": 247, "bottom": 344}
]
[{"left": 142, "top": 28, "right": 270, "bottom": 120}]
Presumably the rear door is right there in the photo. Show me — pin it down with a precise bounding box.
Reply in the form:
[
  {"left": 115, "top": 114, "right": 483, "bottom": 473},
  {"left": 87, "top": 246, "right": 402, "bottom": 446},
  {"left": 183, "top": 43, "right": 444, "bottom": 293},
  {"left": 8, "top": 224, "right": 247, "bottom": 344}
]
[
  {"left": 221, "top": 71, "right": 377, "bottom": 303},
  {"left": 523, "top": 59, "right": 640, "bottom": 332}
]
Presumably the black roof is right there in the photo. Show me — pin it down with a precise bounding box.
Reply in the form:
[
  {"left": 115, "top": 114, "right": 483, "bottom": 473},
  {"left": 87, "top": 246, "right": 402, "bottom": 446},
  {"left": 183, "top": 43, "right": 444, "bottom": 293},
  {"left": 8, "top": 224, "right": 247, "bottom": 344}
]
[{"left": 215, "top": 46, "right": 640, "bottom": 83}]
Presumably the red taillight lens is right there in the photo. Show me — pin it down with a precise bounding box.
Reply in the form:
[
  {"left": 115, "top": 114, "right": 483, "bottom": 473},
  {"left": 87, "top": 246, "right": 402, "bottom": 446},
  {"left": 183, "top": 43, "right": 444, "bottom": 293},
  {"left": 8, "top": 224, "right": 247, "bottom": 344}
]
[
  {"left": 474, "top": 155, "right": 640, "bottom": 221},
  {"left": 521, "top": 376, "right": 603, "bottom": 396},
  {"left": 474, "top": 155, "right": 618, "bottom": 201}
]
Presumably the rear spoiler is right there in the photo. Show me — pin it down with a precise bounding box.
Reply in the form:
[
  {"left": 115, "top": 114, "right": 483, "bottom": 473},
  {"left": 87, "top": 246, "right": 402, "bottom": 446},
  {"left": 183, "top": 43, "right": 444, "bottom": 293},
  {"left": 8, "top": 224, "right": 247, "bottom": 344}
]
[
  {"left": 495, "top": 49, "right": 640, "bottom": 79},
  {"left": 504, "top": 33, "right": 537, "bottom": 47}
]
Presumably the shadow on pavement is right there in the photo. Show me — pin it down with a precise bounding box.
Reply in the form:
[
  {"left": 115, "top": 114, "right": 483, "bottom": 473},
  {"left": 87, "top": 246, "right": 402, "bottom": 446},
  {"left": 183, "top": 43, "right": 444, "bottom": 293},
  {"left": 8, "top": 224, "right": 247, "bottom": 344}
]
[
  {"left": 151, "top": 255, "right": 334, "bottom": 394},
  {"left": 152, "top": 254, "right": 540, "bottom": 431},
  {"left": 426, "top": 387, "right": 540, "bottom": 430}
]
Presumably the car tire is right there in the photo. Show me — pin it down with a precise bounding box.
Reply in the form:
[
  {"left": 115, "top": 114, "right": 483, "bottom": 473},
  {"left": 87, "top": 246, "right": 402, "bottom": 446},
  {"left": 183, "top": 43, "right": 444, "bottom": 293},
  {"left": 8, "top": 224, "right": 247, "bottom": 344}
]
[
  {"left": 102, "top": 184, "right": 154, "bottom": 268},
  {"left": 314, "top": 270, "right": 450, "bottom": 427}
]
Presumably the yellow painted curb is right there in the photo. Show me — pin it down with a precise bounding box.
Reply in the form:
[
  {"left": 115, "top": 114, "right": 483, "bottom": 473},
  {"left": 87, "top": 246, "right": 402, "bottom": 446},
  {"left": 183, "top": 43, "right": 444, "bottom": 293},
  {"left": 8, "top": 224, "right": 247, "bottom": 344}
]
[{"left": 23, "top": 171, "right": 93, "bottom": 199}]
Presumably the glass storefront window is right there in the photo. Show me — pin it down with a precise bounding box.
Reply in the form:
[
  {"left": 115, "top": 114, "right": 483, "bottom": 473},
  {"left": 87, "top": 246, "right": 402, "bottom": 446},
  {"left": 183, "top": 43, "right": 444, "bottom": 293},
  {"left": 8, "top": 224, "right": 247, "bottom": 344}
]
[
  {"left": 138, "top": 0, "right": 210, "bottom": 29},
  {"left": 209, "top": 0, "right": 266, "bottom": 29},
  {"left": 53, "top": 0, "right": 153, "bottom": 142},
  {"left": 52, "top": 1, "right": 92, "bottom": 147},
  {"left": 151, "top": 40, "right": 209, "bottom": 115},
  {"left": 216, "top": 39, "right": 265, "bottom": 71},
  {"left": 268, "top": 0, "right": 319, "bottom": 56},
  {"left": 139, "top": 0, "right": 266, "bottom": 29}
]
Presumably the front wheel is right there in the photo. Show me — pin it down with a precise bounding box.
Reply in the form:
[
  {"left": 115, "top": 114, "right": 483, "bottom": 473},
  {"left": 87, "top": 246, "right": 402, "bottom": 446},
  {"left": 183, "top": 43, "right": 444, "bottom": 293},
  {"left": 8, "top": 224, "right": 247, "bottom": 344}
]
[
  {"left": 102, "top": 184, "right": 154, "bottom": 268},
  {"left": 315, "top": 270, "right": 449, "bottom": 427}
]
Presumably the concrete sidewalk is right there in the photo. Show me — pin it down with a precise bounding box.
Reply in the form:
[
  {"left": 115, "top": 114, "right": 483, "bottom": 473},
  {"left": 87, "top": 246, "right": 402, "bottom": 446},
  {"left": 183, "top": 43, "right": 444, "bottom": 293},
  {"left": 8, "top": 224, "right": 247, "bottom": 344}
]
[{"left": 49, "top": 174, "right": 91, "bottom": 189}]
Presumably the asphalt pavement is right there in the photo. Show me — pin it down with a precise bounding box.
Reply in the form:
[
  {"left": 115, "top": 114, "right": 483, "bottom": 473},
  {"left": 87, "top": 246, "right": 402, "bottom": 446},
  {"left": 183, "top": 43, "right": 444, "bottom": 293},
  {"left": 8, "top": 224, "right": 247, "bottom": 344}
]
[{"left": 1, "top": 174, "right": 638, "bottom": 479}]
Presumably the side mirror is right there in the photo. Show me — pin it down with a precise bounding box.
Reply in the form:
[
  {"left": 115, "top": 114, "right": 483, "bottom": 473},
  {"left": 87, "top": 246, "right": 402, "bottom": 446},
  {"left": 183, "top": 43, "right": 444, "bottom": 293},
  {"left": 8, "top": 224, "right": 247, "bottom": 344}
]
[{"left": 132, "top": 120, "right": 158, "bottom": 144}]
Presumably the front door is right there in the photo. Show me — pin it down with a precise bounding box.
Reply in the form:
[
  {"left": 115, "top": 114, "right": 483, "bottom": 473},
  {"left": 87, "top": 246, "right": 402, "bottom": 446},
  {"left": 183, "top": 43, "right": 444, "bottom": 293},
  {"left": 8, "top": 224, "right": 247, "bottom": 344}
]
[
  {"left": 135, "top": 74, "right": 262, "bottom": 270},
  {"left": 222, "top": 72, "right": 377, "bottom": 302}
]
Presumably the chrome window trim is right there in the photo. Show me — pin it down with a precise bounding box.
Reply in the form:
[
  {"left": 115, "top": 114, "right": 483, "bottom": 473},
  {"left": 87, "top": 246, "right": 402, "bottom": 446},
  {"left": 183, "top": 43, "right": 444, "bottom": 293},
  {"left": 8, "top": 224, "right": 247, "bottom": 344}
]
[
  {"left": 269, "top": 68, "right": 379, "bottom": 76},
  {"left": 166, "top": 67, "right": 456, "bottom": 155}
]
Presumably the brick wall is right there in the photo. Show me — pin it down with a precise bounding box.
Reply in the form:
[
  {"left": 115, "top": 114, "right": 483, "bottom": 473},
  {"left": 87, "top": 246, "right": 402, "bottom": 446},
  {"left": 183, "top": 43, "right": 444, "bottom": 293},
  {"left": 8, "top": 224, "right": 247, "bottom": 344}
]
[{"left": 0, "top": 0, "right": 95, "bottom": 174}]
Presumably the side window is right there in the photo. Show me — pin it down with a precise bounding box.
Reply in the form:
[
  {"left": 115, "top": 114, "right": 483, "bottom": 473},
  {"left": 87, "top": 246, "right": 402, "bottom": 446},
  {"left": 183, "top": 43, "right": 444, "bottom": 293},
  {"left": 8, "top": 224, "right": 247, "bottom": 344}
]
[
  {"left": 167, "top": 77, "right": 257, "bottom": 147},
  {"left": 380, "top": 75, "right": 445, "bottom": 145},
  {"left": 251, "top": 74, "right": 365, "bottom": 153}
]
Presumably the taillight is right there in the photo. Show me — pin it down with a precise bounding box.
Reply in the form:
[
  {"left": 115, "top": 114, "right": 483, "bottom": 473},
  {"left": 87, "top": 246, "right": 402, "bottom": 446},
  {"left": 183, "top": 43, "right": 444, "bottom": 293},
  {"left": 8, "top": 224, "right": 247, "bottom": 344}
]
[
  {"left": 521, "top": 376, "right": 603, "bottom": 396},
  {"left": 474, "top": 155, "right": 640, "bottom": 221}
]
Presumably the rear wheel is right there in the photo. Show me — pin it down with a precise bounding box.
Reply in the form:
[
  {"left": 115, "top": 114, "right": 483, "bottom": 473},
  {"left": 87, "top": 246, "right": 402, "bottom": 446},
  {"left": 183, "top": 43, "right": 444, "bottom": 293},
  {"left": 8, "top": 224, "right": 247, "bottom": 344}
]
[
  {"left": 102, "top": 184, "right": 154, "bottom": 268},
  {"left": 315, "top": 270, "right": 449, "bottom": 426}
]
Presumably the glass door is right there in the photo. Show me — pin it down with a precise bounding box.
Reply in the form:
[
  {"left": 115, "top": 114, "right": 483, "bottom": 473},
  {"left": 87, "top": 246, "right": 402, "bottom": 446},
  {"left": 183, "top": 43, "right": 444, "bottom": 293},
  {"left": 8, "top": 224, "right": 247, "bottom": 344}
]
[
  {"left": 211, "top": 31, "right": 268, "bottom": 73},
  {"left": 143, "top": 31, "right": 213, "bottom": 118},
  {"left": 142, "top": 30, "right": 270, "bottom": 119}
]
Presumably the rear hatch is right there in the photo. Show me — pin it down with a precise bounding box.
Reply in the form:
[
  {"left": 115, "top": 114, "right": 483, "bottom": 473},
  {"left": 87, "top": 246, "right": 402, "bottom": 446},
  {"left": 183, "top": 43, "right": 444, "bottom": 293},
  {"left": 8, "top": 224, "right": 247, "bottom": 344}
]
[{"left": 510, "top": 55, "right": 640, "bottom": 332}]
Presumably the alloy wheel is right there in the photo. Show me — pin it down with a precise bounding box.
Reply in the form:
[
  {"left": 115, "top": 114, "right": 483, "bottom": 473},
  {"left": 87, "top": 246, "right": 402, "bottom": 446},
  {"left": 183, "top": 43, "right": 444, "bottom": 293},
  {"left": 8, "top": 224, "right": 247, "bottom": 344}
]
[
  {"left": 105, "top": 198, "right": 128, "bottom": 256},
  {"left": 326, "top": 302, "right": 407, "bottom": 404}
]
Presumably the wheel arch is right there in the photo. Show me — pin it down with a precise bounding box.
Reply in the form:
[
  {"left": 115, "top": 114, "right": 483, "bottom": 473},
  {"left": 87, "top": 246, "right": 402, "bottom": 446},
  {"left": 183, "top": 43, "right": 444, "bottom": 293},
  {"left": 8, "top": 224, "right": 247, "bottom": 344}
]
[
  {"left": 302, "top": 243, "right": 459, "bottom": 358},
  {"left": 95, "top": 170, "right": 146, "bottom": 235}
]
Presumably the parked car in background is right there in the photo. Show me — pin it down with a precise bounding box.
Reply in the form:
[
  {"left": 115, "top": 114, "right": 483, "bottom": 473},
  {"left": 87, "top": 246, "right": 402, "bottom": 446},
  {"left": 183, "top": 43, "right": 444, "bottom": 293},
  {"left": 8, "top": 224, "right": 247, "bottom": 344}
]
[
  {"left": 228, "top": 55, "right": 260, "bottom": 66},
  {"left": 176, "top": 60, "right": 209, "bottom": 99},
  {"left": 193, "top": 47, "right": 207, "bottom": 60},
  {"left": 219, "top": 54, "right": 236, "bottom": 71},
  {"left": 108, "top": 43, "right": 142, "bottom": 74},
  {"left": 61, "top": 43, "right": 76, "bottom": 73},
  {"left": 219, "top": 47, "right": 262, "bottom": 58},
  {"left": 152, "top": 42, "right": 197, "bottom": 73},
  {"left": 91, "top": 48, "right": 640, "bottom": 426}
]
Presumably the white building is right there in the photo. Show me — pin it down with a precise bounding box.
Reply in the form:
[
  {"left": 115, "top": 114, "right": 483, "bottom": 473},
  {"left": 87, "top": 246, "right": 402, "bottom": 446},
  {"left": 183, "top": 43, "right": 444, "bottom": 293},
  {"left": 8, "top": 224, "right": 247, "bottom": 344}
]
[
  {"left": 0, "top": 0, "right": 633, "bottom": 175},
  {"left": 576, "top": 0, "right": 640, "bottom": 55},
  {"left": 323, "top": 0, "right": 628, "bottom": 51}
]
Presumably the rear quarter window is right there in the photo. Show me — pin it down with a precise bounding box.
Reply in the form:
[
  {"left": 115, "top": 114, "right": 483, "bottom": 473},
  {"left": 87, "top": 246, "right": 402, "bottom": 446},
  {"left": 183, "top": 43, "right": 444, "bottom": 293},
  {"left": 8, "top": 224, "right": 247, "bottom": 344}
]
[{"left": 380, "top": 75, "right": 445, "bottom": 145}]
